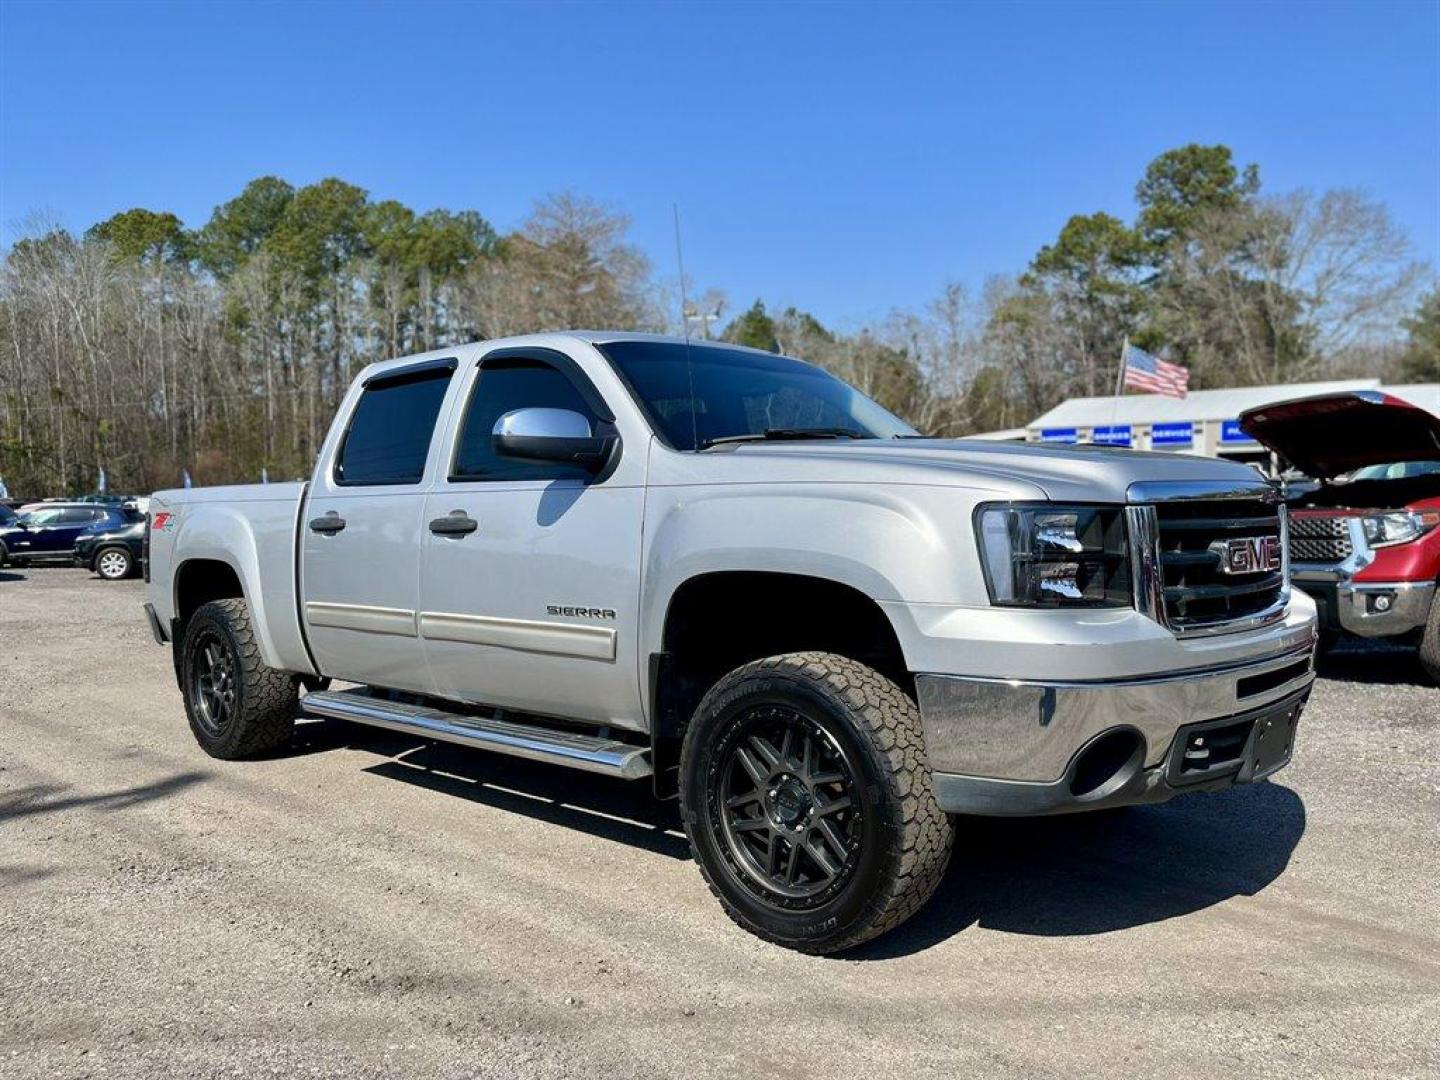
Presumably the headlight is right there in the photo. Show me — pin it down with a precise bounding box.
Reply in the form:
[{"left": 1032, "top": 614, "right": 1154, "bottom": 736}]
[
  {"left": 1362, "top": 510, "right": 1440, "bottom": 548},
  {"left": 977, "top": 504, "right": 1132, "bottom": 607}
]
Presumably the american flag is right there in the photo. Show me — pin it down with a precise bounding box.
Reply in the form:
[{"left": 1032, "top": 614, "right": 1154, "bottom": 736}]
[{"left": 1122, "top": 342, "right": 1189, "bottom": 398}]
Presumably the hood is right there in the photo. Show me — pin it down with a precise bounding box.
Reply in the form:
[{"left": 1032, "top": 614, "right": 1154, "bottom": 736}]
[
  {"left": 1239, "top": 392, "right": 1440, "bottom": 479},
  {"left": 706, "top": 438, "right": 1269, "bottom": 503}
]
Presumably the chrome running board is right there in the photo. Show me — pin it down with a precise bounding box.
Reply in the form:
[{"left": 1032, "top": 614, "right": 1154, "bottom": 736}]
[{"left": 301, "top": 688, "right": 652, "bottom": 780}]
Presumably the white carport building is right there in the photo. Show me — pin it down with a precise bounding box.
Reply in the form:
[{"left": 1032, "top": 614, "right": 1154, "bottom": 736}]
[{"left": 1022, "top": 380, "right": 1440, "bottom": 464}]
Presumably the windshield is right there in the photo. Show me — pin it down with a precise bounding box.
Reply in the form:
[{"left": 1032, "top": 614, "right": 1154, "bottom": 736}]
[
  {"left": 597, "top": 340, "right": 916, "bottom": 450},
  {"left": 1345, "top": 460, "right": 1440, "bottom": 481}
]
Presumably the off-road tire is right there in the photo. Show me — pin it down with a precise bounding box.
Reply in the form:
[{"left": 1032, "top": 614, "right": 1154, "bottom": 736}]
[
  {"left": 679, "top": 652, "right": 953, "bottom": 954},
  {"left": 94, "top": 546, "right": 134, "bottom": 580},
  {"left": 1419, "top": 587, "right": 1440, "bottom": 683},
  {"left": 180, "top": 598, "right": 297, "bottom": 759}
]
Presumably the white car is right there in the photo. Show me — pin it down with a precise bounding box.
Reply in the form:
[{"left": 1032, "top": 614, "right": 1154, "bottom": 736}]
[{"left": 143, "top": 332, "right": 1317, "bottom": 953}]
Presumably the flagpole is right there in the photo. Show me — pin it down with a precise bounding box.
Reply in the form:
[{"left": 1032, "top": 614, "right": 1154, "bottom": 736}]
[{"left": 1109, "top": 336, "right": 1128, "bottom": 428}]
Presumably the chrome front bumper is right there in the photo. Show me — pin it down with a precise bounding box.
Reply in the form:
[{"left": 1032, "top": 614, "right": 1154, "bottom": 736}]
[
  {"left": 1290, "top": 515, "right": 1436, "bottom": 638},
  {"left": 1293, "top": 570, "right": 1435, "bottom": 638},
  {"left": 917, "top": 645, "right": 1315, "bottom": 815}
]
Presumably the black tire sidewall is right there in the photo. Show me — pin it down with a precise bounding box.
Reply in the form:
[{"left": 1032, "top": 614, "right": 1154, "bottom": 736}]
[
  {"left": 95, "top": 547, "right": 133, "bottom": 579},
  {"left": 1419, "top": 584, "right": 1440, "bottom": 683},
  {"left": 681, "top": 669, "right": 905, "bottom": 950},
  {"left": 181, "top": 605, "right": 249, "bottom": 756}
]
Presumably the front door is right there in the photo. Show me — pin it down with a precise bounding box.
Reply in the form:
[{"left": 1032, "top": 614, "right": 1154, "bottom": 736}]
[
  {"left": 418, "top": 348, "right": 647, "bottom": 730},
  {"left": 13, "top": 507, "right": 97, "bottom": 556},
  {"left": 300, "top": 358, "right": 460, "bottom": 692}
]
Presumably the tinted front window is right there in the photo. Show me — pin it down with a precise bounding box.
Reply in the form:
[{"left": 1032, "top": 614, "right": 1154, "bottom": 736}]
[
  {"left": 452, "top": 360, "right": 598, "bottom": 481},
  {"left": 598, "top": 341, "right": 914, "bottom": 450},
  {"left": 336, "top": 367, "right": 453, "bottom": 485},
  {"left": 19, "top": 508, "right": 63, "bottom": 526}
]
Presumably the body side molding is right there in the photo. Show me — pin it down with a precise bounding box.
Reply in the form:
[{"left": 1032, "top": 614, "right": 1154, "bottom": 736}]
[{"left": 418, "top": 610, "right": 617, "bottom": 661}]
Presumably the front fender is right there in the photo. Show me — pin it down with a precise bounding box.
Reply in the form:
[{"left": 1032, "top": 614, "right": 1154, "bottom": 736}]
[{"left": 638, "top": 482, "right": 992, "bottom": 667}]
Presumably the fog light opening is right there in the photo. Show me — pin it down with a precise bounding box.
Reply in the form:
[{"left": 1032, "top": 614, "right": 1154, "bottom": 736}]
[{"left": 1068, "top": 728, "right": 1145, "bottom": 800}]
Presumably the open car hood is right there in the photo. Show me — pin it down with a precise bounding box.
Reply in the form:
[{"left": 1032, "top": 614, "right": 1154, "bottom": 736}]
[{"left": 1239, "top": 391, "right": 1440, "bottom": 479}]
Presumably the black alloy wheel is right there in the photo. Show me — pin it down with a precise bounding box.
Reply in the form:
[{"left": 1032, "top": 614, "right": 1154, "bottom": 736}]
[
  {"left": 189, "top": 630, "right": 238, "bottom": 739},
  {"left": 180, "top": 598, "right": 297, "bottom": 759},
  {"left": 679, "top": 652, "right": 953, "bottom": 954},
  {"left": 710, "top": 705, "right": 862, "bottom": 907}
]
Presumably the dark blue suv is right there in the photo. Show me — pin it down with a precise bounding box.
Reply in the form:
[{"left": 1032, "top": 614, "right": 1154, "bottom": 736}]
[{"left": 0, "top": 503, "right": 141, "bottom": 568}]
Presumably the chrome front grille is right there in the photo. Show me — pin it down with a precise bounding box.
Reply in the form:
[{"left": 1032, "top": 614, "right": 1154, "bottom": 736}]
[
  {"left": 1130, "top": 490, "right": 1289, "bottom": 637},
  {"left": 1288, "top": 515, "right": 1353, "bottom": 564}
]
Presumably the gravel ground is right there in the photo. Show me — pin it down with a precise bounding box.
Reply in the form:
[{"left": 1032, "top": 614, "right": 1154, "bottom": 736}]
[{"left": 2, "top": 568, "right": 1437, "bottom": 1079}]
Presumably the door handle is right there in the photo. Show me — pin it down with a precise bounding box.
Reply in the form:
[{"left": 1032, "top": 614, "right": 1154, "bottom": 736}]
[
  {"left": 309, "top": 512, "right": 346, "bottom": 535},
  {"left": 428, "top": 511, "right": 478, "bottom": 537}
]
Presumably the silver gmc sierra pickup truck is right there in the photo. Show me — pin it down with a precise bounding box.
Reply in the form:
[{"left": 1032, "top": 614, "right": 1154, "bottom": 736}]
[{"left": 143, "top": 332, "right": 1318, "bottom": 953}]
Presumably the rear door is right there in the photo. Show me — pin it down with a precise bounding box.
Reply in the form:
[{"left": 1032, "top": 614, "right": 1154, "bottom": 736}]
[
  {"left": 417, "top": 347, "right": 647, "bottom": 728},
  {"left": 41, "top": 508, "right": 100, "bottom": 553},
  {"left": 300, "top": 357, "right": 461, "bottom": 692},
  {"left": 8, "top": 506, "right": 65, "bottom": 555}
]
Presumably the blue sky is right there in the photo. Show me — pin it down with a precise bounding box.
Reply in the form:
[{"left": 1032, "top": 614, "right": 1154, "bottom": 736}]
[{"left": 1, "top": 0, "right": 1436, "bottom": 327}]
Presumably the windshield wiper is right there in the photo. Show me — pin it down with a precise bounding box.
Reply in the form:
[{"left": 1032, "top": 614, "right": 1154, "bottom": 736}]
[{"left": 699, "top": 427, "right": 870, "bottom": 450}]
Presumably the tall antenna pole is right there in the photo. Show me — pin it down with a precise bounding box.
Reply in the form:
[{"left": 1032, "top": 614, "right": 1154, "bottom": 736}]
[{"left": 673, "top": 203, "right": 691, "bottom": 341}]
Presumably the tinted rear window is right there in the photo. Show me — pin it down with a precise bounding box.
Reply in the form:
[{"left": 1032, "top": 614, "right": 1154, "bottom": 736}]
[{"left": 336, "top": 366, "right": 453, "bottom": 485}]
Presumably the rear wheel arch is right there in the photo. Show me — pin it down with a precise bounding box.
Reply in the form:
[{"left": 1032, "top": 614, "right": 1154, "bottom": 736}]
[{"left": 174, "top": 558, "right": 247, "bottom": 633}]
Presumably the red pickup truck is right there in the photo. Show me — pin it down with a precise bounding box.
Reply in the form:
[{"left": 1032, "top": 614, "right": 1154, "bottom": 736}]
[{"left": 1241, "top": 391, "right": 1440, "bottom": 680}]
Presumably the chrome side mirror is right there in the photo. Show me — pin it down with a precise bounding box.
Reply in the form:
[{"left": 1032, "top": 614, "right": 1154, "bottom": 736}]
[{"left": 492, "top": 408, "right": 618, "bottom": 473}]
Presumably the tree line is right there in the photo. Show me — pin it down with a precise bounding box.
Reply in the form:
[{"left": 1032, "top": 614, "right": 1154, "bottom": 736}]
[{"left": 1, "top": 144, "right": 1435, "bottom": 496}]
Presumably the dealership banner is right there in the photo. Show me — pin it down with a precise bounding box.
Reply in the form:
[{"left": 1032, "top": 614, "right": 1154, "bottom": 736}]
[
  {"left": 1220, "top": 419, "right": 1257, "bottom": 444},
  {"left": 1151, "top": 421, "right": 1194, "bottom": 447},
  {"left": 1040, "top": 427, "right": 1079, "bottom": 444}
]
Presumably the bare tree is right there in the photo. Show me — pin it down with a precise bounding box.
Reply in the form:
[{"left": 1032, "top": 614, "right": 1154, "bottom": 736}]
[{"left": 1263, "top": 188, "right": 1427, "bottom": 355}]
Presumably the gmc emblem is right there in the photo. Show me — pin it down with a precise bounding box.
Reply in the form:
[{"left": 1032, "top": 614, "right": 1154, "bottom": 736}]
[{"left": 1211, "top": 535, "right": 1282, "bottom": 575}]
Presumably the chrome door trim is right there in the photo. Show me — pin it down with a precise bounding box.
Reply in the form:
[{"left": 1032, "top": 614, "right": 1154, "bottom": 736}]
[
  {"left": 304, "top": 601, "right": 418, "bottom": 637},
  {"left": 418, "top": 611, "right": 617, "bottom": 661}
]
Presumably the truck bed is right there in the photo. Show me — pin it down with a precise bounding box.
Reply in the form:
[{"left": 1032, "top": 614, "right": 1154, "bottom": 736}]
[{"left": 147, "top": 481, "right": 316, "bottom": 676}]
